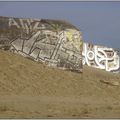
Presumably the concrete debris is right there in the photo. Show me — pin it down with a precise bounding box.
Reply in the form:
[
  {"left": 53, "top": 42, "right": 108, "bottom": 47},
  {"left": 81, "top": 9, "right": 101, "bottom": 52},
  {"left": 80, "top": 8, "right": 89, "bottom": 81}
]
[{"left": 100, "top": 79, "right": 119, "bottom": 86}]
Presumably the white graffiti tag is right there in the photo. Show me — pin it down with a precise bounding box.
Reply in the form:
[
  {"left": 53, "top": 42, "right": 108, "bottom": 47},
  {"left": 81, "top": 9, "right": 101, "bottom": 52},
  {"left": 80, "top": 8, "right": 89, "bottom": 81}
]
[{"left": 82, "top": 43, "right": 120, "bottom": 72}]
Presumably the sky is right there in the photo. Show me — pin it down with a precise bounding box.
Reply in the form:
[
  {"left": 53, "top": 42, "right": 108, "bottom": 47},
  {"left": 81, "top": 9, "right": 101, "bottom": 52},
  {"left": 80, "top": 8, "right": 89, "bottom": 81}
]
[{"left": 0, "top": 1, "right": 120, "bottom": 50}]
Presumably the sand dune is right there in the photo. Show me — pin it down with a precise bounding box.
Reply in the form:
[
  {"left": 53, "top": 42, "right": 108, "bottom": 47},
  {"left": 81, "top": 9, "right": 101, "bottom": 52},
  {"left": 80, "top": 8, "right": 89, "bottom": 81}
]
[{"left": 0, "top": 50, "right": 120, "bottom": 118}]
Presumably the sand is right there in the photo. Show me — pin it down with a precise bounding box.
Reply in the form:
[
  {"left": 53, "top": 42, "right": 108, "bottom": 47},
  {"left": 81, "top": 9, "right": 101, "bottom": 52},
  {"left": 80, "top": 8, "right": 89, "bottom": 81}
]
[{"left": 0, "top": 50, "right": 120, "bottom": 118}]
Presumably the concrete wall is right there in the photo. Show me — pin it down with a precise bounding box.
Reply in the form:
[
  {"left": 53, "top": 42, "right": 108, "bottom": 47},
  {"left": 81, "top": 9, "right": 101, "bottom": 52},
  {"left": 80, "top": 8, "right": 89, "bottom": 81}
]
[
  {"left": 0, "top": 16, "right": 83, "bottom": 73},
  {"left": 82, "top": 42, "right": 120, "bottom": 72},
  {"left": 1, "top": 16, "right": 119, "bottom": 73}
]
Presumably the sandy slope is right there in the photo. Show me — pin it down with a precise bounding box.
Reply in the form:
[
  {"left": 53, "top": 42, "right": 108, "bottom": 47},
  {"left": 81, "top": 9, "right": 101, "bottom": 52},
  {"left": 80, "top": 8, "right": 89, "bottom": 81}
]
[{"left": 0, "top": 50, "right": 120, "bottom": 118}]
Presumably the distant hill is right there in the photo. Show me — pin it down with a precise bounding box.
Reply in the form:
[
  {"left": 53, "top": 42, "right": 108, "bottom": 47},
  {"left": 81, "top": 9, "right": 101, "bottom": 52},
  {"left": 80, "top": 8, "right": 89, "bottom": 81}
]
[{"left": 0, "top": 50, "right": 120, "bottom": 118}]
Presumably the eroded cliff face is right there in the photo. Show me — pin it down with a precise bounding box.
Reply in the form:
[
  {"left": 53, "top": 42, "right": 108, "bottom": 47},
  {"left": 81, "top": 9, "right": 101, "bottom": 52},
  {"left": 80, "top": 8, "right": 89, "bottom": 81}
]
[{"left": 0, "top": 16, "right": 83, "bottom": 72}]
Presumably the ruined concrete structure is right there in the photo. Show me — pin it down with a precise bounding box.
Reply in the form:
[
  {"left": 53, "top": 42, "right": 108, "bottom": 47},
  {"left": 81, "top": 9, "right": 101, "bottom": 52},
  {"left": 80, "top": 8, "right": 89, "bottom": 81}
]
[
  {"left": 0, "top": 16, "right": 83, "bottom": 72},
  {"left": 0, "top": 16, "right": 119, "bottom": 73},
  {"left": 82, "top": 43, "right": 120, "bottom": 72}
]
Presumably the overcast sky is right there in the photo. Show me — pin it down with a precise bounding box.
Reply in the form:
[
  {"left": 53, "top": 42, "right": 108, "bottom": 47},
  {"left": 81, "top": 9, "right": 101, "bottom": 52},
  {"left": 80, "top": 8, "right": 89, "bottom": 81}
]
[{"left": 0, "top": 1, "right": 120, "bottom": 50}]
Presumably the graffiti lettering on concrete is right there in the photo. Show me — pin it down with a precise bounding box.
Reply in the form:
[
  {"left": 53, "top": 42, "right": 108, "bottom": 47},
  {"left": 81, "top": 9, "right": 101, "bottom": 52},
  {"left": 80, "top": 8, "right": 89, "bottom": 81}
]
[
  {"left": 82, "top": 43, "right": 120, "bottom": 72},
  {"left": 9, "top": 18, "right": 45, "bottom": 30},
  {"left": 1, "top": 17, "right": 119, "bottom": 73},
  {"left": 0, "top": 17, "right": 83, "bottom": 72}
]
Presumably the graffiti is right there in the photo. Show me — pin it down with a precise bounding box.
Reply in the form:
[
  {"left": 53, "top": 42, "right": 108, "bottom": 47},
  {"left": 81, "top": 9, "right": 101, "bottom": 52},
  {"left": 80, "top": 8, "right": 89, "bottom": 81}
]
[
  {"left": 0, "top": 16, "right": 83, "bottom": 72},
  {"left": 0, "top": 16, "right": 119, "bottom": 73},
  {"left": 9, "top": 18, "right": 45, "bottom": 34},
  {"left": 82, "top": 43, "right": 120, "bottom": 72}
]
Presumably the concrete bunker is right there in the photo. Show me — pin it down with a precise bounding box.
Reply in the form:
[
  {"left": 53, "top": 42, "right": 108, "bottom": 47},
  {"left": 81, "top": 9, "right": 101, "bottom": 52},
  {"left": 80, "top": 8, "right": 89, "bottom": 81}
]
[{"left": 0, "top": 16, "right": 83, "bottom": 73}]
